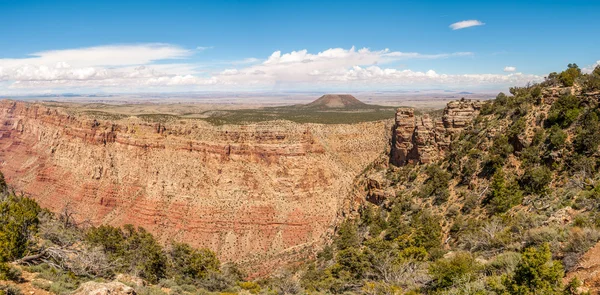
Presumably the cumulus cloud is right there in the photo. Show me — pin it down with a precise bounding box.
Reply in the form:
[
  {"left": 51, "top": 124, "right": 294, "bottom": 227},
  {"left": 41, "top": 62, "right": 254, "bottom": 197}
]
[
  {"left": 0, "top": 44, "right": 543, "bottom": 93},
  {"left": 504, "top": 66, "right": 516, "bottom": 72},
  {"left": 583, "top": 60, "right": 600, "bottom": 74},
  {"left": 450, "top": 20, "right": 485, "bottom": 30}
]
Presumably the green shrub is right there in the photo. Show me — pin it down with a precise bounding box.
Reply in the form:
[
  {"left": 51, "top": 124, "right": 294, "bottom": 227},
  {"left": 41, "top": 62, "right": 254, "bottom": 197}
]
[
  {"left": 491, "top": 135, "right": 514, "bottom": 159},
  {"left": 574, "top": 111, "right": 600, "bottom": 155},
  {"left": 520, "top": 165, "right": 553, "bottom": 195},
  {"left": 0, "top": 263, "right": 21, "bottom": 281},
  {"left": 386, "top": 205, "right": 408, "bottom": 240},
  {"left": 429, "top": 252, "right": 480, "bottom": 289},
  {"left": 238, "top": 281, "right": 260, "bottom": 294},
  {"left": 486, "top": 252, "right": 521, "bottom": 275},
  {"left": 31, "top": 280, "right": 52, "bottom": 291},
  {"left": 559, "top": 64, "right": 581, "bottom": 87},
  {"left": 0, "top": 285, "right": 22, "bottom": 295},
  {"left": 198, "top": 271, "right": 235, "bottom": 292},
  {"left": 0, "top": 194, "right": 41, "bottom": 262},
  {"left": 487, "top": 170, "right": 523, "bottom": 214},
  {"left": 360, "top": 205, "right": 387, "bottom": 237},
  {"left": 410, "top": 210, "right": 442, "bottom": 251},
  {"left": 546, "top": 94, "right": 581, "bottom": 128},
  {"left": 86, "top": 225, "right": 167, "bottom": 284},
  {"left": 547, "top": 125, "right": 567, "bottom": 150},
  {"left": 336, "top": 248, "right": 369, "bottom": 279},
  {"left": 419, "top": 165, "right": 451, "bottom": 204},
  {"left": 85, "top": 225, "right": 126, "bottom": 256},
  {"left": 49, "top": 281, "right": 79, "bottom": 295},
  {"left": 167, "top": 243, "right": 220, "bottom": 284},
  {"left": 586, "top": 66, "right": 600, "bottom": 91},
  {"left": 503, "top": 244, "right": 564, "bottom": 295},
  {"left": 0, "top": 172, "right": 6, "bottom": 192},
  {"left": 334, "top": 220, "right": 359, "bottom": 251}
]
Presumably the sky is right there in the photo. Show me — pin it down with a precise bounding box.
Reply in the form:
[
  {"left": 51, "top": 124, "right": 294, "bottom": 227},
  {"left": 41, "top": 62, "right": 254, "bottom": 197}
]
[{"left": 0, "top": 0, "right": 599, "bottom": 95}]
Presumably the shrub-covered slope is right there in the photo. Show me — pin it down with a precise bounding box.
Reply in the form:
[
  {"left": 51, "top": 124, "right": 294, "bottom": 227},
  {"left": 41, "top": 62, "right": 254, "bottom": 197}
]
[{"left": 298, "top": 64, "right": 600, "bottom": 295}]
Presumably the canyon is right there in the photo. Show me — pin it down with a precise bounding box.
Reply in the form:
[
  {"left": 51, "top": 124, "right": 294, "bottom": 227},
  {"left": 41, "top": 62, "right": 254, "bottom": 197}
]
[
  {"left": 0, "top": 100, "right": 393, "bottom": 275},
  {"left": 0, "top": 98, "right": 481, "bottom": 275}
]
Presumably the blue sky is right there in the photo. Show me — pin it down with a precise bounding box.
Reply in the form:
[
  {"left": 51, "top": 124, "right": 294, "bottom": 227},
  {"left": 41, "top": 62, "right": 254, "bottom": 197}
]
[{"left": 1, "top": 0, "right": 599, "bottom": 94}]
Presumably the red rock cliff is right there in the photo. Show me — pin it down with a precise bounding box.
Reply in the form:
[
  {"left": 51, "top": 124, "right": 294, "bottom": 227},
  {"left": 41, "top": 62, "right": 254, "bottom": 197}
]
[
  {"left": 390, "top": 99, "right": 482, "bottom": 166},
  {"left": 0, "top": 100, "right": 392, "bottom": 276}
]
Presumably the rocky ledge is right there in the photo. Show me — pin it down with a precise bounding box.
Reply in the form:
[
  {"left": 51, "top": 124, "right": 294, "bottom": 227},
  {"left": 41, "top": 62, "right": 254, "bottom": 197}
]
[{"left": 390, "top": 99, "right": 482, "bottom": 166}]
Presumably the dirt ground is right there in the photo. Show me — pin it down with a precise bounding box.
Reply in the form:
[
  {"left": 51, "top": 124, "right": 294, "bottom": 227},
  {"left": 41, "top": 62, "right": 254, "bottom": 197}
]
[
  {"left": 566, "top": 241, "right": 600, "bottom": 294},
  {"left": 0, "top": 266, "right": 52, "bottom": 295}
]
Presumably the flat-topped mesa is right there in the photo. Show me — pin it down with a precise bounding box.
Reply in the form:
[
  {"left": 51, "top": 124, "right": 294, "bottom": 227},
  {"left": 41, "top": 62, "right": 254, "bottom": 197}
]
[
  {"left": 390, "top": 99, "right": 482, "bottom": 166},
  {"left": 305, "top": 94, "right": 367, "bottom": 109}
]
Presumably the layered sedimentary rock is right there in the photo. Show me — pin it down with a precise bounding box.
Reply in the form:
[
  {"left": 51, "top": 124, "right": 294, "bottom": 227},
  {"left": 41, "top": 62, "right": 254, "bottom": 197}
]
[
  {"left": 0, "top": 100, "right": 392, "bottom": 276},
  {"left": 390, "top": 99, "right": 482, "bottom": 166}
]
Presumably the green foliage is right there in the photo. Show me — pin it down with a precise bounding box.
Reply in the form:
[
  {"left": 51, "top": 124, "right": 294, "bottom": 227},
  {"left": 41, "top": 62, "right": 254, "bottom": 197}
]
[
  {"left": 503, "top": 244, "right": 564, "bottom": 295},
  {"left": 419, "top": 165, "right": 451, "bottom": 204},
  {"left": 121, "top": 225, "right": 167, "bottom": 284},
  {"left": 429, "top": 252, "right": 480, "bottom": 289},
  {"left": 238, "top": 281, "right": 261, "bottom": 294},
  {"left": 334, "top": 220, "right": 360, "bottom": 251},
  {"left": 32, "top": 263, "right": 85, "bottom": 295},
  {"left": 460, "top": 158, "right": 478, "bottom": 185},
  {"left": 558, "top": 64, "right": 581, "bottom": 87},
  {"left": 86, "top": 225, "right": 167, "bottom": 284},
  {"left": 520, "top": 165, "right": 553, "bottom": 195},
  {"left": 0, "top": 172, "right": 7, "bottom": 192},
  {"left": 574, "top": 111, "right": 600, "bottom": 155},
  {"left": 487, "top": 169, "right": 523, "bottom": 214},
  {"left": 336, "top": 247, "right": 369, "bottom": 279},
  {"left": 0, "top": 285, "right": 22, "bottom": 295},
  {"left": 548, "top": 125, "right": 567, "bottom": 150},
  {"left": 0, "top": 263, "right": 21, "bottom": 281},
  {"left": 85, "top": 225, "right": 125, "bottom": 256},
  {"left": 586, "top": 66, "right": 600, "bottom": 91},
  {"left": 410, "top": 210, "right": 442, "bottom": 251},
  {"left": 508, "top": 117, "right": 527, "bottom": 141},
  {"left": 546, "top": 95, "right": 581, "bottom": 128},
  {"left": 167, "top": 242, "right": 220, "bottom": 283},
  {"left": 491, "top": 135, "right": 514, "bottom": 159},
  {"left": 360, "top": 205, "right": 388, "bottom": 237},
  {"left": 386, "top": 204, "right": 408, "bottom": 240},
  {"left": 0, "top": 194, "right": 41, "bottom": 262}
]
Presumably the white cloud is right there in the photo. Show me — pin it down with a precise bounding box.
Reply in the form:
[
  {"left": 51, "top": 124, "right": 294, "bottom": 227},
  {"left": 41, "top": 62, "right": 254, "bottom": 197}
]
[
  {"left": 0, "top": 45, "right": 544, "bottom": 93},
  {"left": 583, "top": 60, "right": 600, "bottom": 74},
  {"left": 0, "top": 44, "right": 191, "bottom": 69},
  {"left": 504, "top": 66, "right": 516, "bottom": 72},
  {"left": 450, "top": 20, "right": 485, "bottom": 30},
  {"left": 196, "top": 46, "right": 214, "bottom": 51},
  {"left": 231, "top": 58, "right": 260, "bottom": 65}
]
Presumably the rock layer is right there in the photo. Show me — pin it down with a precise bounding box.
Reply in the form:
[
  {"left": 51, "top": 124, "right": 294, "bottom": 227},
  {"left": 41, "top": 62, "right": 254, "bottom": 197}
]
[
  {"left": 0, "top": 100, "right": 392, "bottom": 276},
  {"left": 390, "top": 99, "right": 482, "bottom": 166}
]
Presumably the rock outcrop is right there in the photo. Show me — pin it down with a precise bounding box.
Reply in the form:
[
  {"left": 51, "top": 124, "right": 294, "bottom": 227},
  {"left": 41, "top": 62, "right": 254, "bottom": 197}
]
[
  {"left": 0, "top": 100, "right": 392, "bottom": 276},
  {"left": 390, "top": 99, "right": 482, "bottom": 166},
  {"left": 72, "top": 281, "right": 136, "bottom": 295}
]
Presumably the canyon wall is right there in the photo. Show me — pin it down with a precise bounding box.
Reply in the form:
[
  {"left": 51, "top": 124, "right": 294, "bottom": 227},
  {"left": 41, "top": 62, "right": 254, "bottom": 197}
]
[
  {"left": 0, "top": 100, "right": 392, "bottom": 275},
  {"left": 390, "top": 99, "right": 482, "bottom": 166}
]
